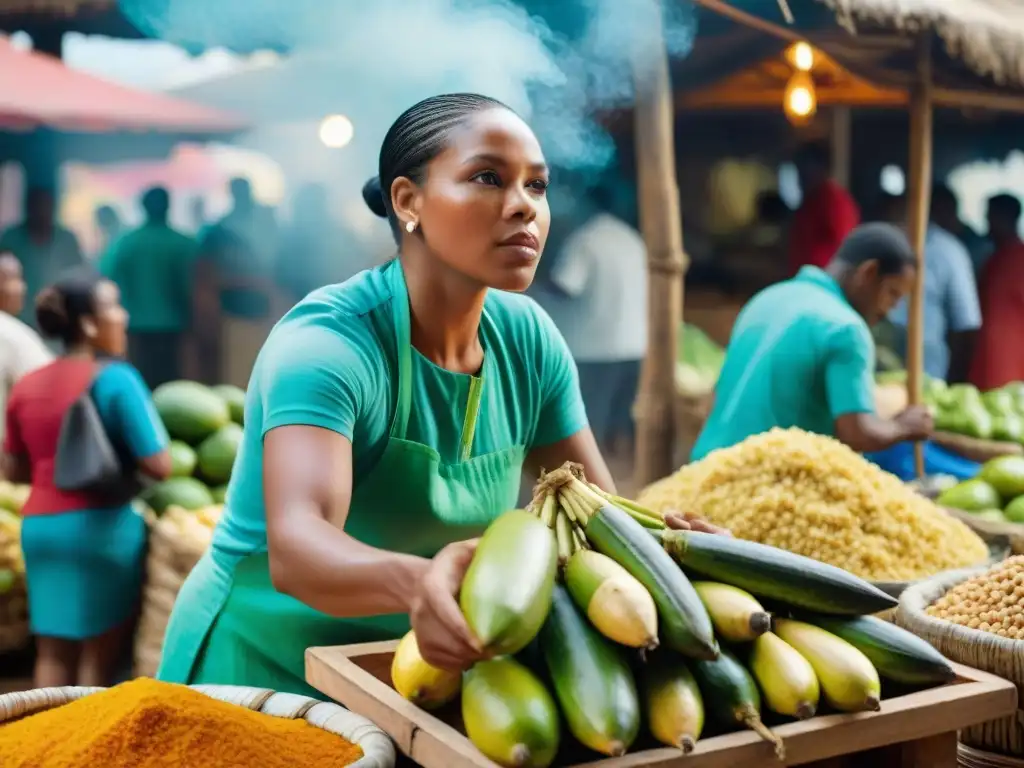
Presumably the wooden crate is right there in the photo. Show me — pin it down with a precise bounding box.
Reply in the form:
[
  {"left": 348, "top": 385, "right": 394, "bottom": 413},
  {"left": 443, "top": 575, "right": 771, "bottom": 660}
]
[{"left": 306, "top": 641, "right": 1018, "bottom": 768}]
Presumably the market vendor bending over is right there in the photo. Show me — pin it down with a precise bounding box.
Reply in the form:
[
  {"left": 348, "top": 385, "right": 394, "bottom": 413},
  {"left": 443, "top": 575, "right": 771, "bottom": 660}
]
[
  {"left": 692, "top": 222, "right": 933, "bottom": 461},
  {"left": 158, "top": 93, "right": 725, "bottom": 698}
]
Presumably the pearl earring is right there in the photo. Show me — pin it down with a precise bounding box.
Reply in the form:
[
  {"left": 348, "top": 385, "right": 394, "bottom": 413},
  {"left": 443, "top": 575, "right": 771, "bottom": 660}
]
[{"left": 405, "top": 221, "right": 417, "bottom": 233}]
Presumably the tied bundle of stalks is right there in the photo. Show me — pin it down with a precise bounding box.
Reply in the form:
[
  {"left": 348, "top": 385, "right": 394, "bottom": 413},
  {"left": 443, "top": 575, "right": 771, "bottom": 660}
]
[{"left": 527, "top": 462, "right": 667, "bottom": 567}]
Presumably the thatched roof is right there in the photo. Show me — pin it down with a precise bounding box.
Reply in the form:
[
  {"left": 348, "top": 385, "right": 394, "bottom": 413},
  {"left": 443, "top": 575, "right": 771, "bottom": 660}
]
[
  {"left": 0, "top": 0, "right": 113, "bottom": 15},
  {"left": 818, "top": 0, "right": 1024, "bottom": 86}
]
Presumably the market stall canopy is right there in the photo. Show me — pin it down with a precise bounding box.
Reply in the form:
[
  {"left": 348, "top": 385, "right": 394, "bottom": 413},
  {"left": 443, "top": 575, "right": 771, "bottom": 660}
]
[
  {"left": 682, "top": 0, "right": 1024, "bottom": 112},
  {"left": 681, "top": 45, "right": 907, "bottom": 109},
  {"left": 820, "top": 0, "right": 1024, "bottom": 87},
  {"left": 0, "top": 35, "right": 247, "bottom": 132}
]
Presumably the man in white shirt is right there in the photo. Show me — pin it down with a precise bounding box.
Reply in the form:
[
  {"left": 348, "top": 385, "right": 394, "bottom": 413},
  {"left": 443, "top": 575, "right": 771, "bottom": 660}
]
[
  {"left": 548, "top": 187, "right": 648, "bottom": 455},
  {"left": 0, "top": 251, "right": 53, "bottom": 445}
]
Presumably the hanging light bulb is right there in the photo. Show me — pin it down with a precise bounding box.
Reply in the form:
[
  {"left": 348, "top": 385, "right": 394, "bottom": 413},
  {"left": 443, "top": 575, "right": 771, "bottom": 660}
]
[
  {"left": 786, "top": 41, "right": 815, "bottom": 72},
  {"left": 784, "top": 71, "right": 817, "bottom": 125}
]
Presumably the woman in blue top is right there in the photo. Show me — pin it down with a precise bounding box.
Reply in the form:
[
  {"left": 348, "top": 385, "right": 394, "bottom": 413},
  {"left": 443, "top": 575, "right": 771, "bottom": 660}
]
[
  {"left": 3, "top": 270, "right": 171, "bottom": 687},
  {"left": 159, "top": 94, "right": 718, "bottom": 696}
]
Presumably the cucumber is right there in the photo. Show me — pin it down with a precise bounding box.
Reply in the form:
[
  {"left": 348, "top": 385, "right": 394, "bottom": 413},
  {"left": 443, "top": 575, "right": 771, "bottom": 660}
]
[
  {"left": 460, "top": 510, "right": 558, "bottom": 656},
  {"left": 690, "top": 647, "right": 784, "bottom": 758},
  {"left": 586, "top": 503, "right": 718, "bottom": 659},
  {"left": 463, "top": 657, "right": 560, "bottom": 768},
  {"left": 540, "top": 584, "right": 640, "bottom": 757},
  {"left": 805, "top": 614, "right": 956, "bottom": 685},
  {"left": 662, "top": 530, "right": 897, "bottom": 615}
]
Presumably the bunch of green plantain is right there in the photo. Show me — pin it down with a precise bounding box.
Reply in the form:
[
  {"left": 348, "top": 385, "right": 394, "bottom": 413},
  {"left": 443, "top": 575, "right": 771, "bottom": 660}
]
[{"left": 390, "top": 462, "right": 958, "bottom": 767}]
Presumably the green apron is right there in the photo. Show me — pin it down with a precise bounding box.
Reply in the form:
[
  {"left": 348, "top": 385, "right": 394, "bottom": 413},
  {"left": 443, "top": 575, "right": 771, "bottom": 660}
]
[{"left": 157, "top": 262, "right": 525, "bottom": 697}]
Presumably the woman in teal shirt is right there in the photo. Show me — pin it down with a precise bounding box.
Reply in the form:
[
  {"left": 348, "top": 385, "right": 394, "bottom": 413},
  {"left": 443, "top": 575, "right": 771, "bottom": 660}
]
[{"left": 159, "top": 94, "right": 715, "bottom": 695}]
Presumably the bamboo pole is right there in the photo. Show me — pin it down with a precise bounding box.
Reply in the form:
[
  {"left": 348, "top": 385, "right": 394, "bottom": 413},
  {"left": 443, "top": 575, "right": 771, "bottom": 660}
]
[
  {"left": 905, "top": 35, "right": 933, "bottom": 478},
  {"left": 830, "top": 106, "right": 851, "bottom": 188},
  {"left": 632, "top": 0, "right": 687, "bottom": 488}
]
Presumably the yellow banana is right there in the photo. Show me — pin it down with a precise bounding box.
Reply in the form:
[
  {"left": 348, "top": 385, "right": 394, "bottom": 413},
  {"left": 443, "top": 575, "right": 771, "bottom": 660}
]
[
  {"left": 774, "top": 619, "right": 880, "bottom": 713},
  {"left": 749, "top": 632, "right": 819, "bottom": 720},
  {"left": 693, "top": 581, "right": 772, "bottom": 642},
  {"left": 644, "top": 657, "right": 704, "bottom": 753},
  {"left": 391, "top": 630, "right": 461, "bottom": 710},
  {"left": 564, "top": 550, "right": 659, "bottom": 649}
]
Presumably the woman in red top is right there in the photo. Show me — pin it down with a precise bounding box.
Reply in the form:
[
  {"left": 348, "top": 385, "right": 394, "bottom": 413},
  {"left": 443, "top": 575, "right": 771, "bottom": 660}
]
[
  {"left": 971, "top": 194, "right": 1024, "bottom": 390},
  {"left": 3, "top": 270, "right": 172, "bottom": 687}
]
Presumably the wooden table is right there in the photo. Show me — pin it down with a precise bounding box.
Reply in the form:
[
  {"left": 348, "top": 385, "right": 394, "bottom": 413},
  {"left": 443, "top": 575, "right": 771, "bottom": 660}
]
[{"left": 307, "top": 641, "right": 1017, "bottom": 768}]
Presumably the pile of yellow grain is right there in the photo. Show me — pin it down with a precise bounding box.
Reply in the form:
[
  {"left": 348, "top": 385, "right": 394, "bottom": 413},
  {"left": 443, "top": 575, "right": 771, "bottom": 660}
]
[{"left": 638, "top": 428, "right": 989, "bottom": 581}]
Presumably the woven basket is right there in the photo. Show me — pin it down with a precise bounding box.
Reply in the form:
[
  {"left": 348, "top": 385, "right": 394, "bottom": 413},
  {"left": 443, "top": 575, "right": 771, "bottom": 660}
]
[
  {"left": 0, "top": 684, "right": 395, "bottom": 768},
  {"left": 133, "top": 512, "right": 212, "bottom": 678},
  {"left": 897, "top": 566, "right": 1024, "bottom": 756},
  {"left": 959, "top": 743, "right": 1024, "bottom": 767},
  {"left": 932, "top": 432, "right": 1024, "bottom": 463},
  {"left": 944, "top": 508, "right": 1024, "bottom": 555},
  {"left": 0, "top": 575, "right": 28, "bottom": 655}
]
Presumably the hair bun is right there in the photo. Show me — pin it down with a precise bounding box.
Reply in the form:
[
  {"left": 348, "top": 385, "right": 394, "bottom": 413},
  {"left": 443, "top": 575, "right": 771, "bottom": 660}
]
[
  {"left": 361, "top": 177, "right": 388, "bottom": 218},
  {"left": 35, "top": 286, "right": 69, "bottom": 340}
]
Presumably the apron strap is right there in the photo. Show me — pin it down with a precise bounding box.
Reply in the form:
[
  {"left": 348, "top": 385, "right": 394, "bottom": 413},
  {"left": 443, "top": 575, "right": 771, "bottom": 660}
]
[
  {"left": 386, "top": 261, "right": 414, "bottom": 441},
  {"left": 386, "top": 260, "right": 496, "bottom": 449}
]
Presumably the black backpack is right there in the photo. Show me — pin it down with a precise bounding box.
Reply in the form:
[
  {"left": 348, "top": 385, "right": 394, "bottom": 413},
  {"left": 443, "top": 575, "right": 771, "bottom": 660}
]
[{"left": 53, "top": 362, "right": 151, "bottom": 507}]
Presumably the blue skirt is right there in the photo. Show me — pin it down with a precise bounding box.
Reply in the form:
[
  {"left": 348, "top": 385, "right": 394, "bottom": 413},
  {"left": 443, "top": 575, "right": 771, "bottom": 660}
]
[{"left": 21, "top": 505, "right": 147, "bottom": 640}]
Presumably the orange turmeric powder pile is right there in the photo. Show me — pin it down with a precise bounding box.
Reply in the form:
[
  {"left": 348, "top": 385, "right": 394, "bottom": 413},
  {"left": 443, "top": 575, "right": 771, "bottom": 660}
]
[{"left": 0, "top": 678, "right": 363, "bottom": 767}]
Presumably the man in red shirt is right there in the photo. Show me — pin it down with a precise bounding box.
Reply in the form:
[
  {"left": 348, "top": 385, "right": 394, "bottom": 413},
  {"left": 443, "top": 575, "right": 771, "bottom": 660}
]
[
  {"left": 970, "top": 194, "right": 1024, "bottom": 390},
  {"left": 789, "top": 141, "right": 861, "bottom": 274}
]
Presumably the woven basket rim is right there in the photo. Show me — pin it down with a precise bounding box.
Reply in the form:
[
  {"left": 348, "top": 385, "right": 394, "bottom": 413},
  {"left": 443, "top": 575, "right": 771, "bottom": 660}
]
[
  {"left": 959, "top": 742, "right": 1024, "bottom": 767},
  {"left": 945, "top": 506, "right": 1024, "bottom": 539},
  {"left": 932, "top": 431, "right": 1024, "bottom": 454},
  {"left": 0, "top": 683, "right": 394, "bottom": 768},
  {"left": 897, "top": 564, "right": 1024, "bottom": 653}
]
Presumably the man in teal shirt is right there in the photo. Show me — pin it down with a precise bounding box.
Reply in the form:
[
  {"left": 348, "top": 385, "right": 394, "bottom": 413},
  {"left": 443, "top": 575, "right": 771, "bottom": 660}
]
[
  {"left": 692, "top": 223, "right": 933, "bottom": 461},
  {"left": 102, "top": 186, "right": 196, "bottom": 388}
]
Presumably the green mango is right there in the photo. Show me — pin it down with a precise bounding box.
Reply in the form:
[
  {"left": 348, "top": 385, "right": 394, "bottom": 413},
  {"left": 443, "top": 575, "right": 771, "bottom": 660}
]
[
  {"left": 1002, "top": 382, "right": 1024, "bottom": 398},
  {"left": 974, "top": 509, "right": 1008, "bottom": 523},
  {"left": 992, "top": 413, "right": 1024, "bottom": 443},
  {"left": 937, "top": 479, "right": 1002, "bottom": 512},
  {"left": 933, "top": 407, "right": 960, "bottom": 433},
  {"left": 984, "top": 389, "right": 1018, "bottom": 417},
  {"left": 980, "top": 455, "right": 1024, "bottom": 500},
  {"left": 949, "top": 384, "right": 982, "bottom": 408},
  {"left": 961, "top": 405, "right": 994, "bottom": 440},
  {"left": 923, "top": 376, "right": 948, "bottom": 400},
  {"left": 1004, "top": 495, "right": 1024, "bottom": 523}
]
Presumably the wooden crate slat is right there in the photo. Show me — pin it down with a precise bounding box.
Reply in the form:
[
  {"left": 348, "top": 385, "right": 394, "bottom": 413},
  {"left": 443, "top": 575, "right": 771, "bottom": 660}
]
[{"left": 306, "top": 642, "right": 1018, "bottom": 768}]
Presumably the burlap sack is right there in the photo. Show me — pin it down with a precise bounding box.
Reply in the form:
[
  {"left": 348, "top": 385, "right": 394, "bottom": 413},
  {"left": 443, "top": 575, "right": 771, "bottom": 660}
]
[{"left": 133, "top": 510, "right": 213, "bottom": 678}]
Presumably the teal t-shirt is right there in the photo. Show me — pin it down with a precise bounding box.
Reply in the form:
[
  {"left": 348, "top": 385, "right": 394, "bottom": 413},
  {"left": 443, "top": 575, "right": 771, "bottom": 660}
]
[
  {"left": 101, "top": 223, "right": 197, "bottom": 333},
  {"left": 691, "top": 266, "right": 876, "bottom": 461},
  {"left": 213, "top": 261, "right": 588, "bottom": 556}
]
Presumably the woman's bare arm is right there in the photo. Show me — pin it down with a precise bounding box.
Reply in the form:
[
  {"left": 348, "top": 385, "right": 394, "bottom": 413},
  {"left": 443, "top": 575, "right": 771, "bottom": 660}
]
[
  {"left": 526, "top": 427, "right": 616, "bottom": 494},
  {"left": 138, "top": 451, "right": 173, "bottom": 481},
  {"left": 0, "top": 453, "right": 29, "bottom": 484},
  {"left": 263, "top": 424, "right": 430, "bottom": 617}
]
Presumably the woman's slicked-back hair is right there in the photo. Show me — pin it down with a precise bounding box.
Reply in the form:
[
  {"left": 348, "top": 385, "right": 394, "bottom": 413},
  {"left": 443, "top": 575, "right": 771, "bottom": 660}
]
[
  {"left": 362, "top": 93, "right": 511, "bottom": 238},
  {"left": 35, "top": 267, "right": 103, "bottom": 346}
]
